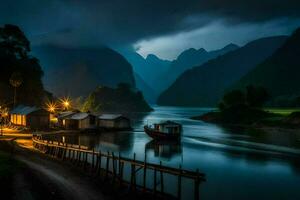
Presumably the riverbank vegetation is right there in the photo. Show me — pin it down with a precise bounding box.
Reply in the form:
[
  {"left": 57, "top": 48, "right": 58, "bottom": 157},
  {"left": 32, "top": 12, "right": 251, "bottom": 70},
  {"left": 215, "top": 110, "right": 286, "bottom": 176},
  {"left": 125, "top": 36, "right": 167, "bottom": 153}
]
[
  {"left": 194, "top": 85, "right": 300, "bottom": 129},
  {"left": 82, "top": 83, "right": 153, "bottom": 113},
  {"left": 0, "top": 24, "right": 49, "bottom": 107}
]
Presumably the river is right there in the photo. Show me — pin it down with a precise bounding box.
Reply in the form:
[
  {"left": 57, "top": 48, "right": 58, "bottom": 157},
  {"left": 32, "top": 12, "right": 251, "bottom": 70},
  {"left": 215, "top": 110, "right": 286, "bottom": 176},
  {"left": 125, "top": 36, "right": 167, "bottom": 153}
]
[{"left": 47, "top": 106, "right": 300, "bottom": 200}]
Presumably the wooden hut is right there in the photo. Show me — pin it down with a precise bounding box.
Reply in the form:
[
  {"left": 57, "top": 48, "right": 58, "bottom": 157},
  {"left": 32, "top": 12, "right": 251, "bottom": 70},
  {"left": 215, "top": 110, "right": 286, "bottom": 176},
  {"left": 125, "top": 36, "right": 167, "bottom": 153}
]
[
  {"left": 64, "top": 112, "right": 96, "bottom": 130},
  {"left": 57, "top": 111, "right": 78, "bottom": 128},
  {"left": 97, "top": 114, "right": 131, "bottom": 130},
  {"left": 9, "top": 105, "right": 50, "bottom": 130}
]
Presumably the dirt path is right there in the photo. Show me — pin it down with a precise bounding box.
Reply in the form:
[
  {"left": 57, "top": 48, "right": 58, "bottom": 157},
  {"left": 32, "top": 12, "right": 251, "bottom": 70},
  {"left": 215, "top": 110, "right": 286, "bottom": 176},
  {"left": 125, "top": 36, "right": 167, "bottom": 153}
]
[
  {"left": 1, "top": 136, "right": 107, "bottom": 200},
  {"left": 15, "top": 155, "right": 105, "bottom": 200}
]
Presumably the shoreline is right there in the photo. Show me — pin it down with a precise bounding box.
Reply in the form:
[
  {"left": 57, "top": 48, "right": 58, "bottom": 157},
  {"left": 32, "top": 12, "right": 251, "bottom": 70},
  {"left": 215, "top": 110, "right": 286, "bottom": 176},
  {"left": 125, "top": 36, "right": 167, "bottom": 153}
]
[
  {"left": 0, "top": 133, "right": 172, "bottom": 200},
  {"left": 192, "top": 111, "right": 300, "bottom": 134}
]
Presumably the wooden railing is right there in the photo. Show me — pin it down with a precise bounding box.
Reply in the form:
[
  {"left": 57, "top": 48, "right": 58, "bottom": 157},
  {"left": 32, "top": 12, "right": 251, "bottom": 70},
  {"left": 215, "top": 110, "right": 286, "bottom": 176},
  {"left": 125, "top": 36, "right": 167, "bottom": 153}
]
[{"left": 32, "top": 134, "right": 206, "bottom": 199}]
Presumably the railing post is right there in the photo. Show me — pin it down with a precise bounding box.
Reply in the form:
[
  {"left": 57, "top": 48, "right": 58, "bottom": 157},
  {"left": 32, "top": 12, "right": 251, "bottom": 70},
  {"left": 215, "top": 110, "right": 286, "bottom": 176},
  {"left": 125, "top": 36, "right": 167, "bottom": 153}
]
[
  {"left": 97, "top": 151, "right": 102, "bottom": 176},
  {"left": 112, "top": 152, "right": 116, "bottom": 185},
  {"left": 143, "top": 154, "right": 147, "bottom": 192},
  {"left": 178, "top": 164, "right": 182, "bottom": 200},
  {"left": 130, "top": 153, "right": 136, "bottom": 191},
  {"left": 153, "top": 167, "right": 157, "bottom": 195},
  {"left": 105, "top": 151, "right": 110, "bottom": 180},
  {"left": 160, "top": 161, "right": 164, "bottom": 194},
  {"left": 194, "top": 169, "right": 200, "bottom": 200},
  {"left": 92, "top": 148, "right": 95, "bottom": 170}
]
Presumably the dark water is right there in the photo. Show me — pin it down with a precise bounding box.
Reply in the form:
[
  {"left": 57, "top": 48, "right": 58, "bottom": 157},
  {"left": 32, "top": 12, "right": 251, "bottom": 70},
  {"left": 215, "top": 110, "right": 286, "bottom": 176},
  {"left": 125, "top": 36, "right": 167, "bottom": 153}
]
[{"left": 47, "top": 106, "right": 300, "bottom": 200}]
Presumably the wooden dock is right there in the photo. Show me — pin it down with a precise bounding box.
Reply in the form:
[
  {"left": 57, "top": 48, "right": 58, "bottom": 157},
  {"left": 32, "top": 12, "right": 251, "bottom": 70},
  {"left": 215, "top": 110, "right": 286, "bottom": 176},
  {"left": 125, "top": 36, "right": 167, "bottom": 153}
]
[{"left": 32, "top": 134, "right": 206, "bottom": 199}]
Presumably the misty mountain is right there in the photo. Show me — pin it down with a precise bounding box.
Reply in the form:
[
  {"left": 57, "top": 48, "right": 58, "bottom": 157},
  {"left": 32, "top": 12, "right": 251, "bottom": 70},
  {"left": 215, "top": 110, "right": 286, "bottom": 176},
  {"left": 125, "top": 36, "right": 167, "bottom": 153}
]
[
  {"left": 32, "top": 45, "right": 136, "bottom": 98},
  {"left": 134, "top": 73, "right": 158, "bottom": 103},
  {"left": 233, "top": 28, "right": 300, "bottom": 102},
  {"left": 161, "top": 43, "right": 239, "bottom": 89},
  {"left": 157, "top": 36, "right": 288, "bottom": 107},
  {"left": 122, "top": 51, "right": 171, "bottom": 94}
]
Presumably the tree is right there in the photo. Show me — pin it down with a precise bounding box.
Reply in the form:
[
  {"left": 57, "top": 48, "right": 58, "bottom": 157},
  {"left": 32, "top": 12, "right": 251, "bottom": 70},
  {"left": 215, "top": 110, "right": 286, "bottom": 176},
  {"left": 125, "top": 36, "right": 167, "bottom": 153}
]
[
  {"left": 0, "top": 24, "right": 45, "bottom": 106},
  {"left": 9, "top": 71, "right": 23, "bottom": 107},
  {"left": 245, "top": 85, "right": 269, "bottom": 107},
  {"left": 0, "top": 24, "right": 30, "bottom": 58},
  {"left": 220, "top": 90, "right": 245, "bottom": 109}
]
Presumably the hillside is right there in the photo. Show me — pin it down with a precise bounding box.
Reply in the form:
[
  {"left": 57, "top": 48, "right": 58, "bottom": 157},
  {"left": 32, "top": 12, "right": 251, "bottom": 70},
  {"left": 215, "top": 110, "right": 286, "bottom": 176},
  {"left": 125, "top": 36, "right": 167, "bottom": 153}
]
[
  {"left": 233, "top": 28, "right": 300, "bottom": 104},
  {"left": 82, "top": 83, "right": 153, "bottom": 113},
  {"left": 160, "top": 43, "right": 239, "bottom": 89},
  {"left": 157, "top": 36, "right": 288, "bottom": 107},
  {"left": 32, "top": 45, "right": 136, "bottom": 98},
  {"left": 120, "top": 50, "right": 171, "bottom": 96},
  {"left": 134, "top": 73, "right": 158, "bottom": 103}
]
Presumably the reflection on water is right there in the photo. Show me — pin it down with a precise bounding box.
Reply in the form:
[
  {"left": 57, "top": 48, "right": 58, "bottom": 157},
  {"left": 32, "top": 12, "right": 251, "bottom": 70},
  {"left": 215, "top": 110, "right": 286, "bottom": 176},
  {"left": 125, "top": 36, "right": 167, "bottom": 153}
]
[
  {"left": 145, "top": 140, "right": 182, "bottom": 160},
  {"left": 46, "top": 106, "right": 300, "bottom": 200}
]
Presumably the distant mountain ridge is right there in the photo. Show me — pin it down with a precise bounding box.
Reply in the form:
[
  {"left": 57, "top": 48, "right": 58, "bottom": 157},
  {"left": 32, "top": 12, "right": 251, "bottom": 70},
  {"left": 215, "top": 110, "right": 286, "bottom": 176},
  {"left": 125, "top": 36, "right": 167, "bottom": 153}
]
[
  {"left": 161, "top": 43, "right": 239, "bottom": 89},
  {"left": 157, "top": 36, "right": 288, "bottom": 106},
  {"left": 121, "top": 44, "right": 238, "bottom": 102},
  {"left": 233, "top": 28, "right": 300, "bottom": 101},
  {"left": 119, "top": 50, "right": 171, "bottom": 102},
  {"left": 32, "top": 45, "right": 136, "bottom": 98}
]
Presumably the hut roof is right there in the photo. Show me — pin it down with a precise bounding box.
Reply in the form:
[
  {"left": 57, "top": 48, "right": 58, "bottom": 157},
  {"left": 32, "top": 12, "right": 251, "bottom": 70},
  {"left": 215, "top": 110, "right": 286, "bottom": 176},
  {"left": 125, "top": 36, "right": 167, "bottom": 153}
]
[
  {"left": 71, "top": 112, "right": 94, "bottom": 120},
  {"left": 98, "top": 114, "right": 125, "bottom": 120},
  {"left": 10, "top": 105, "right": 43, "bottom": 115},
  {"left": 57, "top": 111, "right": 77, "bottom": 119}
]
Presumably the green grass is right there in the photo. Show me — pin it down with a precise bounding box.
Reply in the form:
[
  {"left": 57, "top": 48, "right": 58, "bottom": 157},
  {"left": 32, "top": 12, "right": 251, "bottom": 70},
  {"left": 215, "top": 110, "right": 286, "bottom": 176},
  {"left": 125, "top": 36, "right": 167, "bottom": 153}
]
[{"left": 264, "top": 108, "right": 300, "bottom": 116}]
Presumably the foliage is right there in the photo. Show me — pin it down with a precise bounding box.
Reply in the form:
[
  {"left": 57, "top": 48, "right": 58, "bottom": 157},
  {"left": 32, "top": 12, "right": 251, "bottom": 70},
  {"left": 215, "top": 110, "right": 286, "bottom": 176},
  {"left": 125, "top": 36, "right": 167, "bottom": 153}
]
[
  {"left": 9, "top": 71, "right": 23, "bottom": 88},
  {"left": 245, "top": 85, "right": 269, "bottom": 107},
  {"left": 219, "top": 85, "right": 269, "bottom": 110},
  {"left": 82, "top": 84, "right": 153, "bottom": 113},
  {"left": 233, "top": 27, "right": 300, "bottom": 105},
  {"left": 219, "top": 90, "right": 245, "bottom": 109},
  {"left": 0, "top": 24, "right": 45, "bottom": 106},
  {"left": 157, "top": 36, "right": 287, "bottom": 106}
]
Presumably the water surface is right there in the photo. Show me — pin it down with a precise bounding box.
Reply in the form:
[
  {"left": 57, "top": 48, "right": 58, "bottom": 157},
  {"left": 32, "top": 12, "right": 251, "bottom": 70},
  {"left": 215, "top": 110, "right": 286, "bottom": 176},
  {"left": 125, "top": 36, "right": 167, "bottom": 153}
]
[{"left": 47, "top": 106, "right": 300, "bottom": 200}]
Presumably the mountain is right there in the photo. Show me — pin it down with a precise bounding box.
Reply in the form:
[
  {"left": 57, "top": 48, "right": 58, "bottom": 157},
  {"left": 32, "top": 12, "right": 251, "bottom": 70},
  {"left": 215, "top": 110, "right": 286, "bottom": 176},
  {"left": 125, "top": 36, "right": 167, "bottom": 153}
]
[
  {"left": 82, "top": 83, "right": 153, "bottom": 113},
  {"left": 161, "top": 43, "right": 239, "bottom": 89},
  {"left": 233, "top": 28, "right": 300, "bottom": 102},
  {"left": 32, "top": 45, "right": 136, "bottom": 98},
  {"left": 121, "top": 51, "right": 171, "bottom": 90},
  {"left": 134, "top": 73, "right": 158, "bottom": 103},
  {"left": 157, "top": 36, "right": 288, "bottom": 107}
]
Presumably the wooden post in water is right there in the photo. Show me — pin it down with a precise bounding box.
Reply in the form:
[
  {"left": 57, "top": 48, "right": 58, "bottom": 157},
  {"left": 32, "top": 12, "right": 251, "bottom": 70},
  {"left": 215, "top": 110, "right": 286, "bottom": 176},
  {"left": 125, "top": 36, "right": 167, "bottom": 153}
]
[
  {"left": 112, "top": 152, "right": 116, "bottom": 185},
  {"left": 84, "top": 152, "right": 88, "bottom": 170},
  {"left": 178, "top": 164, "right": 182, "bottom": 200},
  {"left": 94, "top": 152, "right": 99, "bottom": 174},
  {"left": 118, "top": 152, "right": 122, "bottom": 187},
  {"left": 105, "top": 151, "right": 110, "bottom": 180},
  {"left": 143, "top": 154, "right": 147, "bottom": 192},
  {"left": 98, "top": 151, "right": 102, "bottom": 176},
  {"left": 194, "top": 169, "right": 200, "bottom": 200},
  {"left": 130, "top": 153, "right": 136, "bottom": 191},
  {"left": 153, "top": 167, "right": 157, "bottom": 195},
  {"left": 92, "top": 148, "right": 95, "bottom": 170},
  {"left": 78, "top": 150, "right": 82, "bottom": 166},
  {"left": 160, "top": 161, "right": 164, "bottom": 194}
]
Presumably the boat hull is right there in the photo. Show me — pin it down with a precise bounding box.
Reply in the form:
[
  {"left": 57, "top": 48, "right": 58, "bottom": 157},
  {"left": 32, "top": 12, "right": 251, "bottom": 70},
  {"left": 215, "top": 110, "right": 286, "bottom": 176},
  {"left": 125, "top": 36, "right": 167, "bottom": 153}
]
[{"left": 144, "top": 126, "right": 180, "bottom": 140}]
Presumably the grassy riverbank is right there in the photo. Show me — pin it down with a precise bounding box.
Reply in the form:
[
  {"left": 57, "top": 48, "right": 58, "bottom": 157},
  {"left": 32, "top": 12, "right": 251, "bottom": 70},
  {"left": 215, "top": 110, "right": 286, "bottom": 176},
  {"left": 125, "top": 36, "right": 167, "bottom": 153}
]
[
  {"left": 264, "top": 108, "right": 300, "bottom": 116},
  {"left": 193, "top": 106, "right": 300, "bottom": 131}
]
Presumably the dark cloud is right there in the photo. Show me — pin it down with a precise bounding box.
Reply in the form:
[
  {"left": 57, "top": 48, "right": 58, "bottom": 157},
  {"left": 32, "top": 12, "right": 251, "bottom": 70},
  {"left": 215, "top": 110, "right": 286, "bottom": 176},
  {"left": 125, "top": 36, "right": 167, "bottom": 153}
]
[{"left": 0, "top": 0, "right": 300, "bottom": 48}]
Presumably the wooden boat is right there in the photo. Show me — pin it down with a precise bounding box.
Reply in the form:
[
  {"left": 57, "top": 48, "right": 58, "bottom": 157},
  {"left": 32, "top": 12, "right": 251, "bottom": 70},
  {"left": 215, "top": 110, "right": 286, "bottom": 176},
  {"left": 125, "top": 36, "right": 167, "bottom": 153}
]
[{"left": 144, "top": 121, "right": 182, "bottom": 140}]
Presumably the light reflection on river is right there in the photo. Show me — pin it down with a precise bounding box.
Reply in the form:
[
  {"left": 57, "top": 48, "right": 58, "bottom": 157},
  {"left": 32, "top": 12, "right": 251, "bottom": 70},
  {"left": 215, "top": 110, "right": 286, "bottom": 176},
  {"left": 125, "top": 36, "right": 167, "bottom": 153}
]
[{"left": 48, "top": 106, "right": 300, "bottom": 200}]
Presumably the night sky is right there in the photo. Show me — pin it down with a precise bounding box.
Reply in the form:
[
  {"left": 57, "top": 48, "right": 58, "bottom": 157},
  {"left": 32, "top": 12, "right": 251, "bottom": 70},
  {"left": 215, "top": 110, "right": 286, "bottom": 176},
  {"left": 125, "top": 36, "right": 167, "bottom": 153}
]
[{"left": 1, "top": 0, "right": 300, "bottom": 59}]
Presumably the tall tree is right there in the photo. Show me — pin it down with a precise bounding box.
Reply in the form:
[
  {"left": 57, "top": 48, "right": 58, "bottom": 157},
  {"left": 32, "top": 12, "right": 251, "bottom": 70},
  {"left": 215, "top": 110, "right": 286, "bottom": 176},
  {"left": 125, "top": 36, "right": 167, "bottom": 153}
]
[
  {"left": 0, "top": 24, "right": 45, "bottom": 106},
  {"left": 9, "top": 71, "right": 23, "bottom": 107}
]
